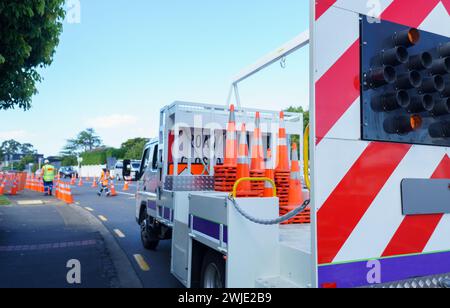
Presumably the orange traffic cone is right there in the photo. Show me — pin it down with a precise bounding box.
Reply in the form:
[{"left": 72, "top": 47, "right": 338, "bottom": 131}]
[
  {"left": 66, "top": 185, "right": 74, "bottom": 204},
  {"left": 236, "top": 123, "right": 251, "bottom": 196},
  {"left": 109, "top": 180, "right": 117, "bottom": 197},
  {"left": 288, "top": 143, "right": 304, "bottom": 206},
  {"left": 250, "top": 112, "right": 265, "bottom": 196},
  {"left": 224, "top": 104, "right": 238, "bottom": 167},
  {"left": 10, "top": 179, "right": 18, "bottom": 196},
  {"left": 276, "top": 111, "right": 290, "bottom": 172},
  {"left": 70, "top": 175, "right": 76, "bottom": 185},
  {"left": 251, "top": 112, "right": 265, "bottom": 171},
  {"left": 78, "top": 177, "right": 83, "bottom": 187},
  {"left": 91, "top": 177, "right": 97, "bottom": 188},
  {"left": 55, "top": 181, "right": 60, "bottom": 200},
  {"left": 0, "top": 180, "right": 5, "bottom": 195},
  {"left": 264, "top": 149, "right": 275, "bottom": 197},
  {"left": 123, "top": 180, "right": 129, "bottom": 191}
]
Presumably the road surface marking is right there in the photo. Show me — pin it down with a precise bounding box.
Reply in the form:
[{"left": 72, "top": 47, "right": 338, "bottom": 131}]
[
  {"left": 133, "top": 254, "right": 150, "bottom": 271},
  {"left": 114, "top": 229, "right": 125, "bottom": 238},
  {"left": 98, "top": 215, "right": 108, "bottom": 222},
  {"left": 85, "top": 207, "right": 94, "bottom": 212},
  {"left": 17, "top": 200, "right": 44, "bottom": 205},
  {"left": 0, "top": 240, "right": 97, "bottom": 252},
  {"left": 117, "top": 192, "right": 135, "bottom": 197}
]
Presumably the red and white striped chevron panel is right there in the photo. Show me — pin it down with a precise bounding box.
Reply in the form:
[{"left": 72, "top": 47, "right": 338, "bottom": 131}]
[{"left": 314, "top": 0, "right": 450, "bottom": 287}]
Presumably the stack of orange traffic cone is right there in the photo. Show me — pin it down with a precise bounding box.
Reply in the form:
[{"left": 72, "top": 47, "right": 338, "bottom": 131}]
[
  {"left": 236, "top": 124, "right": 258, "bottom": 198},
  {"left": 275, "top": 112, "right": 290, "bottom": 206},
  {"left": 250, "top": 112, "right": 265, "bottom": 197},
  {"left": 215, "top": 104, "right": 238, "bottom": 192},
  {"left": 263, "top": 149, "right": 275, "bottom": 197},
  {"left": 281, "top": 143, "right": 309, "bottom": 225}
]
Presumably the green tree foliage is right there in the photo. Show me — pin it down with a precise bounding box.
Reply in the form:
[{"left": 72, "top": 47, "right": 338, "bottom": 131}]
[
  {"left": 61, "top": 155, "right": 77, "bottom": 167},
  {"left": 120, "top": 138, "right": 148, "bottom": 160},
  {"left": 62, "top": 128, "right": 103, "bottom": 154},
  {"left": 0, "top": 0, "right": 66, "bottom": 110},
  {"left": 16, "top": 154, "right": 36, "bottom": 171},
  {"left": 286, "top": 106, "right": 309, "bottom": 151},
  {"left": 286, "top": 106, "right": 309, "bottom": 130},
  {"left": 1, "top": 139, "right": 36, "bottom": 158},
  {"left": 79, "top": 147, "right": 130, "bottom": 166}
]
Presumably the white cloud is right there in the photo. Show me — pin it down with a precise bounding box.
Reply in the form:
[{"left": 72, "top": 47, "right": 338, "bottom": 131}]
[
  {"left": 0, "top": 130, "right": 32, "bottom": 141},
  {"left": 86, "top": 114, "right": 138, "bottom": 129}
]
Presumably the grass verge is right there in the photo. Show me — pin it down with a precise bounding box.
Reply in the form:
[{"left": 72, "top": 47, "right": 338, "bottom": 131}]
[{"left": 0, "top": 195, "right": 11, "bottom": 206}]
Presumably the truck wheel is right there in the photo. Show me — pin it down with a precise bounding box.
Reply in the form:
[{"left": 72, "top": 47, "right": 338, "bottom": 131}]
[
  {"left": 140, "top": 218, "right": 159, "bottom": 250},
  {"left": 200, "top": 251, "right": 225, "bottom": 288}
]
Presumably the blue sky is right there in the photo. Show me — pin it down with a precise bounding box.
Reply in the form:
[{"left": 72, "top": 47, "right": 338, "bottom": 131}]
[{"left": 0, "top": 0, "right": 309, "bottom": 156}]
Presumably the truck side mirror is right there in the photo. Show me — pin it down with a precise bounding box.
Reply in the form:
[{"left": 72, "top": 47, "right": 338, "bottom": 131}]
[{"left": 123, "top": 160, "right": 131, "bottom": 177}]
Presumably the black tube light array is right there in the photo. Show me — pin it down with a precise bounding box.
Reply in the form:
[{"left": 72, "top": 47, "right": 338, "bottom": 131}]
[{"left": 361, "top": 18, "right": 450, "bottom": 147}]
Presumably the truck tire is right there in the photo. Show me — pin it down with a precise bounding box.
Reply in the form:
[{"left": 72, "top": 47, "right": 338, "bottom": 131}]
[
  {"left": 200, "top": 250, "right": 225, "bottom": 288},
  {"left": 140, "top": 218, "right": 159, "bottom": 250}
]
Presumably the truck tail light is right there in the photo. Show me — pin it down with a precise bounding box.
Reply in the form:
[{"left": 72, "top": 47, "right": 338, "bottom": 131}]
[{"left": 321, "top": 282, "right": 338, "bottom": 289}]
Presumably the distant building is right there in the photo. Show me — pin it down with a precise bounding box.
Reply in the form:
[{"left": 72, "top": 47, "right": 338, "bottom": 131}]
[{"left": 1, "top": 153, "right": 44, "bottom": 169}]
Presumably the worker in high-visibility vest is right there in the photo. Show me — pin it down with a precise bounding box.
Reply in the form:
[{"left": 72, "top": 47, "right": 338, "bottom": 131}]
[
  {"left": 42, "top": 159, "right": 56, "bottom": 196},
  {"left": 97, "top": 168, "right": 113, "bottom": 196}
]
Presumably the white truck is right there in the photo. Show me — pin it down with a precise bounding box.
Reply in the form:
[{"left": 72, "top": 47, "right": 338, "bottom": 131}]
[
  {"left": 127, "top": 102, "right": 304, "bottom": 288},
  {"left": 129, "top": 0, "right": 450, "bottom": 288}
]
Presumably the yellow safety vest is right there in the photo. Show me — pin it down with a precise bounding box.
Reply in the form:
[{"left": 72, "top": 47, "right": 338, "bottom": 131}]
[{"left": 42, "top": 164, "right": 56, "bottom": 182}]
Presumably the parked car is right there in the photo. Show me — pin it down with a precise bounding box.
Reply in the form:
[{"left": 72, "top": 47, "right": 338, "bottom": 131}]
[
  {"left": 116, "top": 160, "right": 141, "bottom": 181},
  {"left": 59, "top": 167, "right": 78, "bottom": 179}
]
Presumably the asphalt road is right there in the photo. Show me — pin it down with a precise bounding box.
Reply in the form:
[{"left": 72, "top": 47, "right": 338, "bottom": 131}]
[
  {"left": 0, "top": 180, "right": 182, "bottom": 288},
  {"left": 66, "top": 179, "right": 182, "bottom": 288}
]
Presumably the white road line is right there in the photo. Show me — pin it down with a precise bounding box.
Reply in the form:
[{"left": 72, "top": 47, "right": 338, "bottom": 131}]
[
  {"left": 84, "top": 207, "right": 94, "bottom": 212},
  {"left": 114, "top": 229, "right": 126, "bottom": 238},
  {"left": 117, "top": 192, "right": 135, "bottom": 197},
  {"left": 98, "top": 215, "right": 108, "bottom": 222}
]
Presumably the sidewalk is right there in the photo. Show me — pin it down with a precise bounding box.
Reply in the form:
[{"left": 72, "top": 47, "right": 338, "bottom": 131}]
[{"left": 0, "top": 190, "right": 140, "bottom": 288}]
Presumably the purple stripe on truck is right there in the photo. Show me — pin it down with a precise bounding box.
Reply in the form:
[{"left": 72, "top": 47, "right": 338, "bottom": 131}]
[
  {"left": 318, "top": 250, "right": 450, "bottom": 288},
  {"left": 192, "top": 216, "right": 220, "bottom": 241},
  {"left": 147, "top": 200, "right": 156, "bottom": 210}
]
